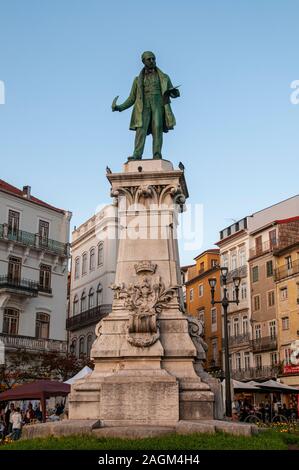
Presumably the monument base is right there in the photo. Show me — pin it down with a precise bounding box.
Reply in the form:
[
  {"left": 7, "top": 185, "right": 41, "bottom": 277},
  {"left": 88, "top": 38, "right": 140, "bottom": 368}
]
[{"left": 69, "top": 370, "right": 179, "bottom": 426}]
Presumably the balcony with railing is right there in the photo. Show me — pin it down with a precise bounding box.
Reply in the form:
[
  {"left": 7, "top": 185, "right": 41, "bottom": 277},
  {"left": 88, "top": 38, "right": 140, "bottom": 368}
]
[
  {"left": 226, "top": 265, "right": 248, "bottom": 283},
  {"left": 0, "top": 333, "right": 67, "bottom": 353},
  {"left": 249, "top": 237, "right": 299, "bottom": 259},
  {"left": 231, "top": 365, "right": 280, "bottom": 381},
  {"left": 0, "top": 223, "right": 68, "bottom": 257},
  {"left": 274, "top": 259, "right": 299, "bottom": 282},
  {"left": 224, "top": 333, "right": 250, "bottom": 348},
  {"left": 251, "top": 335, "right": 277, "bottom": 352},
  {"left": 66, "top": 304, "right": 112, "bottom": 331},
  {"left": 0, "top": 275, "right": 39, "bottom": 296}
]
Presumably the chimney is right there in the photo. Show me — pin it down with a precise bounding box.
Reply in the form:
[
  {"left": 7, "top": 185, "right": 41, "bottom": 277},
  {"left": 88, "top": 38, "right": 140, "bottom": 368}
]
[{"left": 22, "top": 185, "right": 31, "bottom": 199}]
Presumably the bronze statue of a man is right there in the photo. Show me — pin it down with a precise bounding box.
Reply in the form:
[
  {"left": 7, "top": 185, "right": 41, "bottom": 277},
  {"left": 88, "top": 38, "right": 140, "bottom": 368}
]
[{"left": 112, "top": 51, "right": 180, "bottom": 160}]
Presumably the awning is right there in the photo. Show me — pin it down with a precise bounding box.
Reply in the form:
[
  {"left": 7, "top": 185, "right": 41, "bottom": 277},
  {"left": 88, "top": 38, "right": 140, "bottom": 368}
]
[
  {"left": 0, "top": 380, "right": 70, "bottom": 422},
  {"left": 64, "top": 366, "right": 92, "bottom": 385}
]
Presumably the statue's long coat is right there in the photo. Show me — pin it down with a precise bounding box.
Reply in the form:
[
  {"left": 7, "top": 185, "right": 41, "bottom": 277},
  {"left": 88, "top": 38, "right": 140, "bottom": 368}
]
[{"left": 119, "top": 67, "right": 177, "bottom": 134}]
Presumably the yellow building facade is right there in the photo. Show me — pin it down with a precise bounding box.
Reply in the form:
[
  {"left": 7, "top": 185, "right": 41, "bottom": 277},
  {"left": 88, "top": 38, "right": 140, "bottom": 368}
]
[{"left": 185, "top": 250, "right": 222, "bottom": 371}]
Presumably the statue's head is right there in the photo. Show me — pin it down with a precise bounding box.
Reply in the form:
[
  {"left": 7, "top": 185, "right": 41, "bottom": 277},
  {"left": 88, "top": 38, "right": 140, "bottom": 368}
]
[{"left": 141, "top": 51, "right": 156, "bottom": 69}]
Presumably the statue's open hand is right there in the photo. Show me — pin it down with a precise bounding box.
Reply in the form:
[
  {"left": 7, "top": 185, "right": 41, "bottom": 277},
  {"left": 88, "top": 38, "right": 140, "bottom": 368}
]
[{"left": 112, "top": 96, "right": 120, "bottom": 112}]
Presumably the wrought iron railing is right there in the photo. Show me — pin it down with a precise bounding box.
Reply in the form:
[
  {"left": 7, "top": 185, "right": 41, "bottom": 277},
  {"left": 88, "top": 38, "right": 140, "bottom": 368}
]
[
  {"left": 231, "top": 365, "right": 280, "bottom": 381},
  {"left": 223, "top": 333, "right": 250, "bottom": 348},
  {"left": 249, "top": 237, "right": 299, "bottom": 259},
  {"left": 66, "top": 304, "right": 112, "bottom": 331},
  {"left": 0, "top": 333, "right": 67, "bottom": 353},
  {"left": 226, "top": 265, "right": 248, "bottom": 283},
  {"left": 0, "top": 275, "right": 39, "bottom": 295},
  {"left": 0, "top": 223, "right": 68, "bottom": 256},
  {"left": 251, "top": 336, "right": 277, "bottom": 352},
  {"left": 275, "top": 259, "right": 299, "bottom": 282}
]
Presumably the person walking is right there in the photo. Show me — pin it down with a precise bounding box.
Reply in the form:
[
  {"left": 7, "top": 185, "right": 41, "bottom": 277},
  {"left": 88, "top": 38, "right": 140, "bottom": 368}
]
[{"left": 11, "top": 407, "right": 22, "bottom": 441}]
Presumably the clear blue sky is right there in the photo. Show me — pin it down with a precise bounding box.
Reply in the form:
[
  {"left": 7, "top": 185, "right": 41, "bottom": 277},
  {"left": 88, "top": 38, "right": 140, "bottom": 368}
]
[{"left": 1, "top": 0, "right": 298, "bottom": 265}]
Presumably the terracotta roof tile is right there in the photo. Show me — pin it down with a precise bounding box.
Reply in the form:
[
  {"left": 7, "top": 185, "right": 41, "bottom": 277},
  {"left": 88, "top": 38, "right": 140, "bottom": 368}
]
[{"left": 0, "top": 179, "right": 65, "bottom": 214}]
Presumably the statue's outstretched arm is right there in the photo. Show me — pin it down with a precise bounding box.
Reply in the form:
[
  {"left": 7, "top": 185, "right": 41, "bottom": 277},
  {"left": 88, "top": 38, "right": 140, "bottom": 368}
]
[{"left": 112, "top": 78, "right": 137, "bottom": 112}]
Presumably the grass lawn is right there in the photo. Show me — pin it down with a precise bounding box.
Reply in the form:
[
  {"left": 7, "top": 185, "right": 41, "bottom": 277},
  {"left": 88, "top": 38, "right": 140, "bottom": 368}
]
[{"left": 1, "top": 430, "right": 299, "bottom": 450}]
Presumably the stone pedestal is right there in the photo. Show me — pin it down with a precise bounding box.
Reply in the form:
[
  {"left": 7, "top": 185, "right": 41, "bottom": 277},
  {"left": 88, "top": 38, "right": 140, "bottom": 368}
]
[{"left": 69, "top": 159, "right": 214, "bottom": 424}]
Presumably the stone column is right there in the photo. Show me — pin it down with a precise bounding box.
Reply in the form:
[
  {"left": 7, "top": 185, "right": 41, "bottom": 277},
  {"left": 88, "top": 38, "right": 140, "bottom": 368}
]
[{"left": 69, "top": 159, "right": 214, "bottom": 424}]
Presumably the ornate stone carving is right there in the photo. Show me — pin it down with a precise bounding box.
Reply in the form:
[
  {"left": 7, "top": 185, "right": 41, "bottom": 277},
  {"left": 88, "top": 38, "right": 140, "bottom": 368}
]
[
  {"left": 134, "top": 261, "right": 157, "bottom": 275},
  {"left": 186, "top": 316, "right": 208, "bottom": 360},
  {"left": 111, "top": 272, "right": 177, "bottom": 348}
]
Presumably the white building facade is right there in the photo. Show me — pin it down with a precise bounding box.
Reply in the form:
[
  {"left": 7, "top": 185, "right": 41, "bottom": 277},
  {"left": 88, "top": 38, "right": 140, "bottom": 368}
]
[
  {"left": 217, "top": 217, "right": 253, "bottom": 379},
  {"left": 67, "top": 205, "right": 118, "bottom": 358},
  {"left": 0, "top": 179, "right": 71, "bottom": 359}
]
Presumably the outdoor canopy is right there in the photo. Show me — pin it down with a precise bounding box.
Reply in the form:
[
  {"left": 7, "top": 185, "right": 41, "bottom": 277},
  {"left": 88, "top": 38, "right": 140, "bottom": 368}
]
[
  {"left": 0, "top": 380, "right": 70, "bottom": 422},
  {"left": 64, "top": 366, "right": 92, "bottom": 385},
  {"left": 257, "top": 379, "right": 299, "bottom": 394}
]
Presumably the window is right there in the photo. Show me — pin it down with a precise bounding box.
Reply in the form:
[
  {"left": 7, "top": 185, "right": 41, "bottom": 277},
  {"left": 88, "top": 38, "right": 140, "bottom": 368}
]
[
  {"left": 231, "top": 252, "right": 237, "bottom": 270},
  {"left": 87, "top": 335, "right": 93, "bottom": 356},
  {"left": 269, "top": 229, "right": 277, "bottom": 249},
  {"left": 82, "top": 253, "right": 87, "bottom": 275},
  {"left": 39, "top": 220, "right": 49, "bottom": 247},
  {"left": 253, "top": 295, "right": 260, "bottom": 311},
  {"left": 211, "top": 308, "right": 217, "bottom": 332},
  {"left": 282, "top": 317, "right": 289, "bottom": 330},
  {"left": 242, "top": 316, "right": 248, "bottom": 334},
  {"left": 236, "top": 353, "right": 241, "bottom": 370},
  {"left": 255, "top": 324, "right": 261, "bottom": 339},
  {"left": 233, "top": 318, "right": 239, "bottom": 337},
  {"left": 241, "top": 282, "right": 247, "bottom": 300},
  {"left": 222, "top": 253, "right": 228, "bottom": 268},
  {"left": 269, "top": 320, "right": 276, "bottom": 338},
  {"left": 90, "top": 248, "right": 95, "bottom": 271},
  {"left": 190, "top": 288, "right": 194, "bottom": 302},
  {"left": 211, "top": 259, "right": 218, "bottom": 268},
  {"left": 198, "top": 309, "right": 205, "bottom": 325},
  {"left": 211, "top": 339, "right": 218, "bottom": 363},
  {"left": 8, "top": 256, "right": 21, "bottom": 283},
  {"left": 79, "top": 337, "right": 85, "bottom": 357},
  {"left": 96, "top": 284, "right": 103, "bottom": 306},
  {"left": 255, "top": 236, "right": 262, "bottom": 255},
  {"left": 74, "top": 257, "right": 80, "bottom": 279},
  {"left": 267, "top": 290, "right": 275, "bottom": 307},
  {"left": 199, "top": 262, "right": 204, "bottom": 272},
  {"left": 280, "top": 287, "right": 288, "bottom": 301},
  {"left": 227, "top": 320, "right": 231, "bottom": 337},
  {"left": 252, "top": 266, "right": 259, "bottom": 283},
  {"left": 266, "top": 260, "right": 273, "bottom": 277},
  {"left": 285, "top": 256, "right": 292, "bottom": 270},
  {"left": 8, "top": 210, "right": 20, "bottom": 235},
  {"left": 239, "top": 248, "right": 246, "bottom": 266},
  {"left": 98, "top": 242, "right": 104, "bottom": 266},
  {"left": 35, "top": 313, "right": 50, "bottom": 339},
  {"left": 244, "top": 352, "right": 250, "bottom": 370},
  {"left": 39, "top": 264, "right": 51, "bottom": 293},
  {"left": 285, "top": 348, "right": 292, "bottom": 365},
  {"left": 88, "top": 287, "right": 95, "bottom": 309},
  {"left": 81, "top": 291, "right": 87, "bottom": 312},
  {"left": 3, "top": 309, "right": 19, "bottom": 335},
  {"left": 270, "top": 352, "right": 278, "bottom": 366},
  {"left": 255, "top": 354, "right": 262, "bottom": 369},
  {"left": 198, "top": 284, "right": 203, "bottom": 297},
  {"left": 73, "top": 295, "right": 79, "bottom": 315}
]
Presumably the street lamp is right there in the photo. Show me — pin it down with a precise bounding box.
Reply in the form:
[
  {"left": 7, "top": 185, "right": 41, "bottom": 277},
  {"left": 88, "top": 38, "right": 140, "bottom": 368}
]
[{"left": 208, "top": 269, "right": 241, "bottom": 418}]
